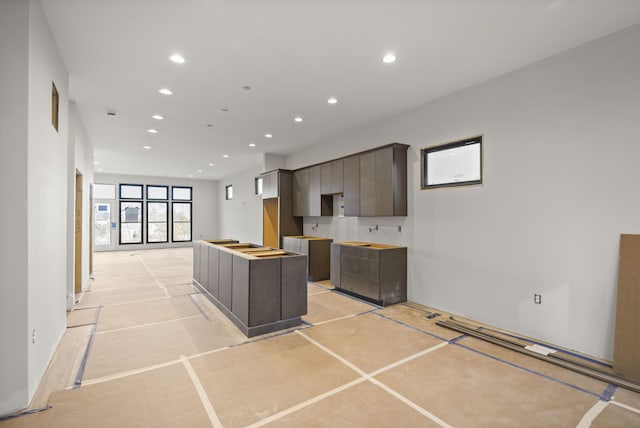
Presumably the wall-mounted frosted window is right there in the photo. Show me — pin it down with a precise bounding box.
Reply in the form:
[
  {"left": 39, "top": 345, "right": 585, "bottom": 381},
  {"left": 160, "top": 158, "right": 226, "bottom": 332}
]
[
  {"left": 94, "top": 183, "right": 116, "bottom": 199},
  {"left": 147, "top": 185, "right": 168, "bottom": 200},
  {"left": 172, "top": 202, "right": 192, "bottom": 242},
  {"left": 120, "top": 201, "right": 143, "bottom": 244},
  {"left": 120, "top": 184, "right": 143, "bottom": 199},
  {"left": 255, "top": 177, "right": 263, "bottom": 195},
  {"left": 172, "top": 186, "right": 192, "bottom": 201},
  {"left": 421, "top": 136, "right": 483, "bottom": 189},
  {"left": 225, "top": 185, "right": 233, "bottom": 200}
]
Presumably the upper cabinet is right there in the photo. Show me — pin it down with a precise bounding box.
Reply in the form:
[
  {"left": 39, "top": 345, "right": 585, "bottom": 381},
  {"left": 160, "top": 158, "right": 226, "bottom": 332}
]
[
  {"left": 292, "top": 143, "right": 408, "bottom": 218},
  {"left": 359, "top": 145, "right": 408, "bottom": 216}
]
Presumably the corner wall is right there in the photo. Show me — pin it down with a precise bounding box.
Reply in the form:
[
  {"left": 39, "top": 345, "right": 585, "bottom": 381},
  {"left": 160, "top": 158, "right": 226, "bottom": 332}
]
[
  {"left": 26, "top": 0, "right": 70, "bottom": 401},
  {"left": 285, "top": 25, "right": 640, "bottom": 359},
  {"left": 0, "top": 0, "right": 30, "bottom": 416},
  {"left": 217, "top": 167, "right": 263, "bottom": 244}
]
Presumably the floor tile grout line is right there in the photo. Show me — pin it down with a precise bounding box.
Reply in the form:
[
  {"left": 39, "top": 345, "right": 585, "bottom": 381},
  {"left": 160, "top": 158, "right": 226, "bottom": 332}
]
[
  {"left": 294, "top": 330, "right": 453, "bottom": 427},
  {"left": 368, "top": 378, "right": 453, "bottom": 428},
  {"left": 453, "top": 342, "right": 601, "bottom": 398},
  {"left": 373, "top": 310, "right": 605, "bottom": 399},
  {"left": 79, "top": 359, "right": 182, "bottom": 387},
  {"left": 310, "top": 309, "right": 376, "bottom": 326},
  {"left": 95, "top": 314, "right": 202, "bottom": 335},
  {"left": 307, "top": 290, "right": 331, "bottom": 296},
  {"left": 610, "top": 400, "right": 640, "bottom": 415},
  {"left": 136, "top": 254, "right": 171, "bottom": 298},
  {"left": 576, "top": 399, "right": 609, "bottom": 428},
  {"left": 85, "top": 296, "right": 172, "bottom": 309},
  {"left": 245, "top": 377, "right": 369, "bottom": 428},
  {"left": 180, "top": 355, "right": 223, "bottom": 428}
]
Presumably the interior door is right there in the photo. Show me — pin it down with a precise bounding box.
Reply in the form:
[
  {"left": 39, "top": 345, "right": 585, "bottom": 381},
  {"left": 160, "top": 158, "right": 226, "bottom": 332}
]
[{"left": 94, "top": 199, "right": 116, "bottom": 251}]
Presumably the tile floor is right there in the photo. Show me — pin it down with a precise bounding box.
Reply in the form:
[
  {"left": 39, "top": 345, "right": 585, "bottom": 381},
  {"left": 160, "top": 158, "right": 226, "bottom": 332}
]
[{"left": 2, "top": 248, "right": 639, "bottom": 427}]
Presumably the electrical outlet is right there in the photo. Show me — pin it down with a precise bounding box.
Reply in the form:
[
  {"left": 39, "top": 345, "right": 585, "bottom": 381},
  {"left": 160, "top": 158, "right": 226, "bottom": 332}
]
[{"left": 534, "top": 294, "right": 542, "bottom": 304}]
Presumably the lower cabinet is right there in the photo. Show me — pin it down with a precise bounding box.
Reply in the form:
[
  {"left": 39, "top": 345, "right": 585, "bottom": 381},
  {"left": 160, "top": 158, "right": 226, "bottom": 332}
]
[
  {"left": 282, "top": 236, "right": 332, "bottom": 281},
  {"left": 193, "top": 240, "right": 307, "bottom": 337},
  {"left": 331, "top": 242, "right": 407, "bottom": 306}
]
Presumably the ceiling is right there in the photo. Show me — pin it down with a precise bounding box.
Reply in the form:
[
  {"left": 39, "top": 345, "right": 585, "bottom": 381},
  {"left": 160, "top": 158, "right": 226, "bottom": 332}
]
[{"left": 41, "top": 0, "right": 640, "bottom": 180}]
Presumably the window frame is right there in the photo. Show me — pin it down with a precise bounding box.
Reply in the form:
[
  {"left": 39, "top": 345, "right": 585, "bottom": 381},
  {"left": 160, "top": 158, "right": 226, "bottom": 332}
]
[
  {"left": 146, "top": 201, "right": 169, "bottom": 244},
  {"left": 420, "top": 135, "right": 483, "bottom": 190},
  {"left": 171, "top": 201, "right": 192, "bottom": 243},
  {"left": 171, "top": 186, "right": 192, "bottom": 201},
  {"left": 119, "top": 200, "right": 144, "bottom": 245},
  {"left": 254, "top": 177, "right": 263, "bottom": 196},
  {"left": 119, "top": 183, "right": 144, "bottom": 200},
  {"left": 146, "top": 185, "right": 169, "bottom": 201},
  {"left": 225, "top": 184, "right": 233, "bottom": 200}
]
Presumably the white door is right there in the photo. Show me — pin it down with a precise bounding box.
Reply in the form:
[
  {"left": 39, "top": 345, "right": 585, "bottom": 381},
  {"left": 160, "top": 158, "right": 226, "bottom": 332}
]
[{"left": 94, "top": 199, "right": 116, "bottom": 251}]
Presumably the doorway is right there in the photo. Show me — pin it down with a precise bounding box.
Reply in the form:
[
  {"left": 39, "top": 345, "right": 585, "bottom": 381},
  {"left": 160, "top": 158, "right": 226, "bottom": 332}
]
[
  {"left": 93, "top": 199, "right": 116, "bottom": 251},
  {"left": 75, "top": 171, "right": 83, "bottom": 293}
]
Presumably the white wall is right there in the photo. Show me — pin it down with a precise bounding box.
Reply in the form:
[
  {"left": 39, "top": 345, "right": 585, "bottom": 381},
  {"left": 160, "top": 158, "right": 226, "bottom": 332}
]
[
  {"left": 284, "top": 25, "right": 640, "bottom": 359},
  {"left": 26, "top": 0, "right": 70, "bottom": 403},
  {"left": 0, "top": 0, "right": 30, "bottom": 416},
  {"left": 217, "top": 167, "right": 263, "bottom": 244},
  {"left": 66, "top": 102, "right": 94, "bottom": 307},
  {"left": 94, "top": 173, "right": 218, "bottom": 249}
]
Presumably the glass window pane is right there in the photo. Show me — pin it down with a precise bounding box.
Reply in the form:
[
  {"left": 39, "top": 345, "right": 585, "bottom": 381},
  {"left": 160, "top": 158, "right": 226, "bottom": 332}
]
[
  {"left": 422, "top": 136, "right": 483, "bottom": 189},
  {"left": 120, "top": 202, "right": 142, "bottom": 222},
  {"left": 94, "top": 203, "right": 111, "bottom": 245},
  {"left": 120, "top": 184, "right": 143, "bottom": 199},
  {"left": 147, "top": 185, "right": 168, "bottom": 200},
  {"left": 120, "top": 223, "right": 142, "bottom": 244},
  {"left": 148, "top": 202, "right": 167, "bottom": 222},
  {"left": 94, "top": 184, "right": 116, "bottom": 199},
  {"left": 172, "top": 203, "right": 191, "bottom": 222},
  {"left": 225, "top": 185, "right": 233, "bottom": 200},
  {"left": 172, "top": 187, "right": 192, "bottom": 200},
  {"left": 255, "top": 178, "right": 263, "bottom": 195},
  {"left": 148, "top": 223, "right": 167, "bottom": 243},
  {"left": 173, "top": 223, "right": 191, "bottom": 242}
]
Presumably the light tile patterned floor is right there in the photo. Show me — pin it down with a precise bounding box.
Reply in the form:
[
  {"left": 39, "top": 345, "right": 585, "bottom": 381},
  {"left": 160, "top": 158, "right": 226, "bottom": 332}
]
[{"left": 2, "top": 248, "right": 639, "bottom": 428}]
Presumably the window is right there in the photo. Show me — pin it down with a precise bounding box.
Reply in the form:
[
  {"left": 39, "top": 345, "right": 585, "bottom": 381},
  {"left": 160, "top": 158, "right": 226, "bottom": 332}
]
[
  {"left": 255, "top": 177, "right": 263, "bottom": 195},
  {"left": 225, "top": 185, "right": 233, "bottom": 200},
  {"left": 172, "top": 186, "right": 192, "bottom": 201},
  {"left": 421, "top": 135, "right": 483, "bottom": 189},
  {"left": 94, "top": 183, "right": 116, "bottom": 199},
  {"left": 120, "top": 184, "right": 143, "bottom": 199},
  {"left": 147, "top": 185, "right": 168, "bottom": 200},
  {"left": 120, "top": 201, "right": 143, "bottom": 244},
  {"left": 147, "top": 202, "right": 168, "bottom": 243},
  {"left": 172, "top": 202, "right": 192, "bottom": 242}
]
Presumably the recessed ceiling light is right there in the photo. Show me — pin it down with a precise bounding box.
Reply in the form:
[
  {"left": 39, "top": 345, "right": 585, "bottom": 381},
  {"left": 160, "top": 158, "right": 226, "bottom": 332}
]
[
  {"left": 152, "top": 114, "right": 164, "bottom": 120},
  {"left": 382, "top": 53, "right": 396, "bottom": 64},
  {"left": 294, "top": 116, "right": 303, "bottom": 123},
  {"left": 197, "top": 169, "right": 203, "bottom": 173},
  {"left": 188, "top": 174, "right": 193, "bottom": 178},
  {"left": 93, "top": 161, "right": 99, "bottom": 165},
  {"left": 143, "top": 145, "right": 152, "bottom": 149},
  {"left": 169, "top": 54, "right": 185, "bottom": 64},
  {"left": 208, "top": 163, "right": 214, "bottom": 166},
  {"left": 97, "top": 168, "right": 103, "bottom": 172},
  {"left": 222, "top": 154, "right": 230, "bottom": 158},
  {"left": 158, "top": 88, "right": 173, "bottom": 95},
  {"left": 249, "top": 143, "right": 256, "bottom": 147},
  {"left": 327, "top": 97, "right": 338, "bottom": 104},
  {"left": 147, "top": 129, "right": 158, "bottom": 134},
  {"left": 264, "top": 133, "right": 273, "bottom": 138}
]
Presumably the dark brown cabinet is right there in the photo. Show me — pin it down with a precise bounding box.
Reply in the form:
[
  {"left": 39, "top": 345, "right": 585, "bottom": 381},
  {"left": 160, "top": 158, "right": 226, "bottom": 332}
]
[
  {"left": 343, "top": 155, "right": 360, "bottom": 216},
  {"left": 261, "top": 170, "right": 279, "bottom": 199},
  {"left": 359, "top": 145, "right": 408, "bottom": 216},
  {"left": 331, "top": 159, "right": 344, "bottom": 194},
  {"left": 282, "top": 235, "right": 332, "bottom": 281},
  {"left": 292, "top": 168, "right": 309, "bottom": 217},
  {"left": 330, "top": 241, "right": 407, "bottom": 306},
  {"left": 309, "top": 165, "right": 321, "bottom": 216}
]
